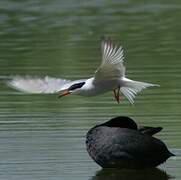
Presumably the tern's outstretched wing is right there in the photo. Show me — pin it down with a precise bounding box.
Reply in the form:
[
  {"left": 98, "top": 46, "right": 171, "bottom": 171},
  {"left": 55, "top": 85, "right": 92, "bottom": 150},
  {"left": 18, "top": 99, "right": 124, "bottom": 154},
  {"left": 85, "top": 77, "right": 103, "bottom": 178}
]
[
  {"left": 7, "top": 76, "right": 71, "bottom": 94},
  {"left": 93, "top": 39, "right": 125, "bottom": 84}
]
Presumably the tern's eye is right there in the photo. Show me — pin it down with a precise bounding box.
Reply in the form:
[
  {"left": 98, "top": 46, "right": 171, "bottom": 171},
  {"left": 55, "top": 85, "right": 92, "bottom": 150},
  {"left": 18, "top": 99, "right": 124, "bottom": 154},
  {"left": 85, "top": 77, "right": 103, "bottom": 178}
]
[{"left": 68, "top": 82, "right": 85, "bottom": 91}]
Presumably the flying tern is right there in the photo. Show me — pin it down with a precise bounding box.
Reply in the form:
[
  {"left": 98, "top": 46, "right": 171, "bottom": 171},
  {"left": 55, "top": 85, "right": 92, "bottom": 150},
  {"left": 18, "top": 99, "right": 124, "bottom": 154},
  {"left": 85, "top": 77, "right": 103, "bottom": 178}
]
[{"left": 7, "top": 39, "right": 159, "bottom": 104}]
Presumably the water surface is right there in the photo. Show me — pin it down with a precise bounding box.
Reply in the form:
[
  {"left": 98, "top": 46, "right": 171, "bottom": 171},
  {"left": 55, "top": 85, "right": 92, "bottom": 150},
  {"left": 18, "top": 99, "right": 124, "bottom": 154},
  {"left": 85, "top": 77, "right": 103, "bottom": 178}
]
[{"left": 0, "top": 0, "right": 181, "bottom": 179}]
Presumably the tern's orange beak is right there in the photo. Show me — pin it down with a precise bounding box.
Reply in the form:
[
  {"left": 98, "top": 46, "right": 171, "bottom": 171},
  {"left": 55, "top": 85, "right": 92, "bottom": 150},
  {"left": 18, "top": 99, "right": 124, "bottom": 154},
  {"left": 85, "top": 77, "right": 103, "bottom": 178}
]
[{"left": 58, "top": 89, "right": 71, "bottom": 98}]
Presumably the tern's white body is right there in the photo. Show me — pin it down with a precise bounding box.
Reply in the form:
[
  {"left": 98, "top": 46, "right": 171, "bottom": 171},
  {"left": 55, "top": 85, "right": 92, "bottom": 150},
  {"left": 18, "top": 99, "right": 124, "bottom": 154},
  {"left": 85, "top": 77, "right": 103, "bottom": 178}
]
[
  {"left": 69, "top": 77, "right": 117, "bottom": 96},
  {"left": 70, "top": 77, "right": 126, "bottom": 96},
  {"left": 7, "top": 39, "right": 159, "bottom": 104}
]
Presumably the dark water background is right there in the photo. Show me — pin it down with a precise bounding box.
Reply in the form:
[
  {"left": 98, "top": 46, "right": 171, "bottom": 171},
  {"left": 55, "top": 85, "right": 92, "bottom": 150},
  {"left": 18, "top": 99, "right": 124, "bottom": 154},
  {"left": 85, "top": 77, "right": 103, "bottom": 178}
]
[{"left": 0, "top": 0, "right": 180, "bottom": 179}]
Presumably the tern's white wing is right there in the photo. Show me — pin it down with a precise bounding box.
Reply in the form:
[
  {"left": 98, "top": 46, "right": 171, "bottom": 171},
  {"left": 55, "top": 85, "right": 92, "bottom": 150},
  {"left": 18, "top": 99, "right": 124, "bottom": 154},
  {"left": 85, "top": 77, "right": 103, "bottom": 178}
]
[
  {"left": 7, "top": 76, "right": 71, "bottom": 94},
  {"left": 93, "top": 39, "right": 125, "bottom": 84}
]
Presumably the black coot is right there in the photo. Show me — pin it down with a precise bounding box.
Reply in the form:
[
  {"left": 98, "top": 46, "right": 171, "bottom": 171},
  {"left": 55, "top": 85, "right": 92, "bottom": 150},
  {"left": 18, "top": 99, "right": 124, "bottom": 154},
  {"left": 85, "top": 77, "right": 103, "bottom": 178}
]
[{"left": 86, "top": 116, "right": 174, "bottom": 169}]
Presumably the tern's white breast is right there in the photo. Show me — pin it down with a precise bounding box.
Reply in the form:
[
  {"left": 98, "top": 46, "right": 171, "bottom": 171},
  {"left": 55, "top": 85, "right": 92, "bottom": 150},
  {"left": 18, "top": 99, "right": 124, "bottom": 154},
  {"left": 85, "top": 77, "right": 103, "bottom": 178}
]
[{"left": 76, "top": 77, "right": 120, "bottom": 96}]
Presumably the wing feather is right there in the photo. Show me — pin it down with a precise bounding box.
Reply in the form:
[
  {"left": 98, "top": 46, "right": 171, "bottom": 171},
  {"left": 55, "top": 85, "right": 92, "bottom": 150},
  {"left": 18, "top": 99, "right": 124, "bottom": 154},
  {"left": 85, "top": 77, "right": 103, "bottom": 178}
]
[
  {"left": 7, "top": 76, "right": 71, "bottom": 94},
  {"left": 94, "top": 39, "right": 125, "bottom": 84}
]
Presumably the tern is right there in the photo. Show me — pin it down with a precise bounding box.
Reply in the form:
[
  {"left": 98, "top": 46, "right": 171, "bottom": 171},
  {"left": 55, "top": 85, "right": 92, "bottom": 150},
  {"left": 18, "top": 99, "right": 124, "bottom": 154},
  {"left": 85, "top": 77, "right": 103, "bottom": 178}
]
[{"left": 7, "top": 39, "right": 159, "bottom": 104}]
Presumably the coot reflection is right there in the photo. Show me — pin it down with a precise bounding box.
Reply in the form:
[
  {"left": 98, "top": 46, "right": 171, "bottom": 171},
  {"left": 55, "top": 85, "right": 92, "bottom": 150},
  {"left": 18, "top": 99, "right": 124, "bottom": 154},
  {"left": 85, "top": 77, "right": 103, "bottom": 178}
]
[
  {"left": 86, "top": 116, "right": 174, "bottom": 169},
  {"left": 92, "top": 168, "right": 171, "bottom": 180}
]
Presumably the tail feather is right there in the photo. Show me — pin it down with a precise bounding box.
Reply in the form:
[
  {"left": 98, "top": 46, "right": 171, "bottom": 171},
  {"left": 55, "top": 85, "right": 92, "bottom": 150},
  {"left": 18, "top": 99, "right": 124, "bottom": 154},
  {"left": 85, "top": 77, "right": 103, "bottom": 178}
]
[
  {"left": 120, "top": 78, "right": 159, "bottom": 104},
  {"left": 139, "top": 126, "right": 163, "bottom": 136},
  {"left": 120, "top": 87, "right": 135, "bottom": 104}
]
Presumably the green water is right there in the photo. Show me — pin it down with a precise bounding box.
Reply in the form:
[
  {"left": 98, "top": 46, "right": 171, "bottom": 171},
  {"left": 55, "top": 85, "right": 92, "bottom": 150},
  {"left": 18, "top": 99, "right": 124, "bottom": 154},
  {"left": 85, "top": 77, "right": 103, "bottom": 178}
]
[{"left": 0, "top": 0, "right": 181, "bottom": 179}]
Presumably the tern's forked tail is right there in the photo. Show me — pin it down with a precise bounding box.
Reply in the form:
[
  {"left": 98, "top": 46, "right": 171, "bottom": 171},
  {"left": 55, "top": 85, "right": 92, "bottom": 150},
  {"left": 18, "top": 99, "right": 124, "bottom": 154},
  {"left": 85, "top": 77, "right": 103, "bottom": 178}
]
[{"left": 120, "top": 78, "right": 160, "bottom": 104}]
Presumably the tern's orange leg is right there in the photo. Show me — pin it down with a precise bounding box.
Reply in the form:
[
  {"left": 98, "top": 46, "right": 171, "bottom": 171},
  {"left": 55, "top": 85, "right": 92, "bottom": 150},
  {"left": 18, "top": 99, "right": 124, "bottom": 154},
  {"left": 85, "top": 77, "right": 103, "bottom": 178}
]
[
  {"left": 116, "top": 86, "right": 121, "bottom": 104},
  {"left": 113, "top": 89, "right": 119, "bottom": 103},
  {"left": 113, "top": 89, "right": 117, "bottom": 102},
  {"left": 113, "top": 88, "right": 120, "bottom": 104}
]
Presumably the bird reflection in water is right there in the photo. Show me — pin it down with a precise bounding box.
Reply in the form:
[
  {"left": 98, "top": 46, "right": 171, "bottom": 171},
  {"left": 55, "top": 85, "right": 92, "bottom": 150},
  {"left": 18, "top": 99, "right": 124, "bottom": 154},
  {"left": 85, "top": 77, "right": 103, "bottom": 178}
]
[{"left": 91, "top": 168, "right": 172, "bottom": 180}]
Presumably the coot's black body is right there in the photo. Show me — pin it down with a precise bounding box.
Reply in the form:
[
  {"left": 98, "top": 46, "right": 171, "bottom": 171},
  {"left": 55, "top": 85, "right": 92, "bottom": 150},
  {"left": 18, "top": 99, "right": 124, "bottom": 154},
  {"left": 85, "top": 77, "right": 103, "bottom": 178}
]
[{"left": 86, "top": 116, "right": 174, "bottom": 169}]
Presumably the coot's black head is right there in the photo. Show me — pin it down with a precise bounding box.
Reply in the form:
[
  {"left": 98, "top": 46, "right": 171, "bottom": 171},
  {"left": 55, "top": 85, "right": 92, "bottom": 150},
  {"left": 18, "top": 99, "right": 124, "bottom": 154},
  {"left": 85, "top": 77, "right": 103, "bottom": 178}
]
[{"left": 100, "top": 116, "right": 138, "bottom": 130}]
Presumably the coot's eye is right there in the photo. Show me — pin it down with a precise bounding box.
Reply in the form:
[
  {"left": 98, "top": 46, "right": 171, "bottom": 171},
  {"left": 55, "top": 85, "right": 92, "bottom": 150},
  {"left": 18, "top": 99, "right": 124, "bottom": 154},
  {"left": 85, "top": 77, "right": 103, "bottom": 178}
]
[{"left": 68, "top": 82, "right": 85, "bottom": 91}]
